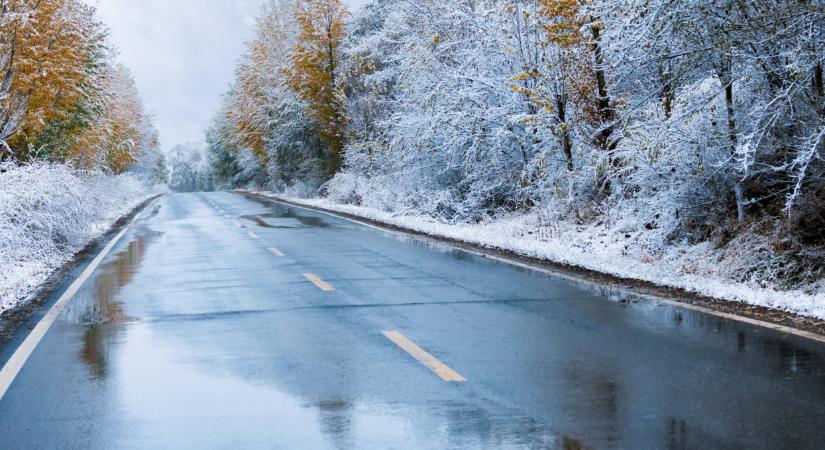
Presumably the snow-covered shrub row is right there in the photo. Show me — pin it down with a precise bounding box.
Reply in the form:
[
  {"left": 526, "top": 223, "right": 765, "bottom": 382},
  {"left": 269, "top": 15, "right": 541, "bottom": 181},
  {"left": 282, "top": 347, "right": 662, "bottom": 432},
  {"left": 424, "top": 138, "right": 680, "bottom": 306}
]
[{"left": 0, "top": 162, "right": 149, "bottom": 313}]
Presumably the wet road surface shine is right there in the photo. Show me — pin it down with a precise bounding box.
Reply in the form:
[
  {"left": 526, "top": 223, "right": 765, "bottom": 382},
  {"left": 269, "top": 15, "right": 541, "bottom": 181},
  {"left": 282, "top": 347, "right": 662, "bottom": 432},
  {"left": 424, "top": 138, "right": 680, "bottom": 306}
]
[{"left": 1, "top": 192, "right": 825, "bottom": 449}]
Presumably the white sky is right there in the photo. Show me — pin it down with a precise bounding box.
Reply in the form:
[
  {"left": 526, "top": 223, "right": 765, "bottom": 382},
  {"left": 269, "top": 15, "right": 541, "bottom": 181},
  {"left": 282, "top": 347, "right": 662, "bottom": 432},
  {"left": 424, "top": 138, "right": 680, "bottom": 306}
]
[{"left": 90, "top": 0, "right": 368, "bottom": 151}]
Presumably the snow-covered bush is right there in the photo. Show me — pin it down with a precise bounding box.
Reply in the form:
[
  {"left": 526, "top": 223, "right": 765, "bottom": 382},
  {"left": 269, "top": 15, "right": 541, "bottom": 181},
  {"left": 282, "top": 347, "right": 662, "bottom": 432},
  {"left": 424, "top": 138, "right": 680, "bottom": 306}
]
[
  {"left": 324, "top": 171, "right": 454, "bottom": 218},
  {"left": 0, "top": 162, "right": 148, "bottom": 312},
  {"left": 612, "top": 78, "right": 737, "bottom": 244}
]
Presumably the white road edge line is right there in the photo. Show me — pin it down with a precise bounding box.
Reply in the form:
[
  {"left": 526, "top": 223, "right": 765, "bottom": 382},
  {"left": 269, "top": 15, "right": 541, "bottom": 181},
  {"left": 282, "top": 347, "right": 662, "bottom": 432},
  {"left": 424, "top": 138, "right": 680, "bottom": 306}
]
[
  {"left": 260, "top": 195, "right": 825, "bottom": 344},
  {"left": 0, "top": 227, "right": 130, "bottom": 401}
]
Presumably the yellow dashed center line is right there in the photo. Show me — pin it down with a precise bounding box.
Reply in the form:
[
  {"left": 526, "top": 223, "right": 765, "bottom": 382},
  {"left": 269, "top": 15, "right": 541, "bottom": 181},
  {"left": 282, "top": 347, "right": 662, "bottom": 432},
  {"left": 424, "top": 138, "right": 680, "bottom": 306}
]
[
  {"left": 383, "top": 331, "right": 466, "bottom": 382},
  {"left": 268, "top": 247, "right": 285, "bottom": 257},
  {"left": 247, "top": 231, "right": 259, "bottom": 239},
  {"left": 303, "top": 273, "right": 334, "bottom": 291}
]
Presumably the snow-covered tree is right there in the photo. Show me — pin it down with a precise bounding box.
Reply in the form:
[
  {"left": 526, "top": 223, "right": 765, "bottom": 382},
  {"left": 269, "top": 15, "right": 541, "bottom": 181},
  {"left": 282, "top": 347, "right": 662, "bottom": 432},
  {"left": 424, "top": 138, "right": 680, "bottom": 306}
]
[
  {"left": 169, "top": 143, "right": 213, "bottom": 192},
  {"left": 210, "top": 0, "right": 825, "bottom": 265},
  {"left": 0, "top": 0, "right": 156, "bottom": 173}
]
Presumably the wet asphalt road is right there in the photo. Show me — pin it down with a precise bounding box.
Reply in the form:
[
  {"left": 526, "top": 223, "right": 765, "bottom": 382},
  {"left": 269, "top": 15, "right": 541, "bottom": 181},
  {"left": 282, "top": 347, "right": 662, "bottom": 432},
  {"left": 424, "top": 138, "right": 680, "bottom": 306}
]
[{"left": 1, "top": 192, "right": 825, "bottom": 449}]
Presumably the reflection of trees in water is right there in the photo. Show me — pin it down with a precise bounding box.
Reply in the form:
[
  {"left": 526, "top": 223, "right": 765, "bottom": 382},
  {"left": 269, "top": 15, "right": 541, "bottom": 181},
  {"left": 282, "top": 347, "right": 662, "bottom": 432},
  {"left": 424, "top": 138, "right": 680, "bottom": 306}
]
[
  {"left": 316, "top": 399, "right": 353, "bottom": 450},
  {"left": 585, "top": 375, "right": 620, "bottom": 447},
  {"left": 243, "top": 197, "right": 331, "bottom": 228},
  {"left": 316, "top": 397, "right": 589, "bottom": 449},
  {"left": 78, "top": 233, "right": 151, "bottom": 379},
  {"left": 666, "top": 418, "right": 689, "bottom": 450},
  {"left": 768, "top": 338, "right": 822, "bottom": 377},
  {"left": 81, "top": 324, "right": 115, "bottom": 379},
  {"left": 706, "top": 316, "right": 825, "bottom": 377},
  {"left": 662, "top": 303, "right": 825, "bottom": 379},
  {"left": 557, "top": 360, "right": 622, "bottom": 448},
  {"left": 662, "top": 416, "right": 737, "bottom": 450},
  {"left": 592, "top": 378, "right": 620, "bottom": 446},
  {"left": 423, "top": 401, "right": 588, "bottom": 449},
  {"left": 561, "top": 436, "right": 587, "bottom": 450}
]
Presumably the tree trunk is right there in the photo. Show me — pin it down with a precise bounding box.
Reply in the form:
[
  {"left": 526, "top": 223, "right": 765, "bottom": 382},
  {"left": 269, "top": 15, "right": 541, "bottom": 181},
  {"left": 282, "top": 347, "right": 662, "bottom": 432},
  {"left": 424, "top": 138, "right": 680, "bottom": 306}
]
[
  {"left": 661, "top": 61, "right": 675, "bottom": 119},
  {"left": 561, "top": 126, "right": 573, "bottom": 172},
  {"left": 734, "top": 182, "right": 746, "bottom": 224},
  {"left": 590, "top": 23, "right": 615, "bottom": 151},
  {"left": 721, "top": 63, "right": 746, "bottom": 223},
  {"left": 556, "top": 94, "right": 573, "bottom": 171}
]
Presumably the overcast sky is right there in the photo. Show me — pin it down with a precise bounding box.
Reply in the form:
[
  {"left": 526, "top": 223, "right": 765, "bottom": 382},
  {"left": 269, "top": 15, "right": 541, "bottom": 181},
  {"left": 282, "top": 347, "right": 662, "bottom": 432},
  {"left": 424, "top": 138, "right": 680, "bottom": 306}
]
[{"left": 91, "top": 0, "right": 368, "bottom": 151}]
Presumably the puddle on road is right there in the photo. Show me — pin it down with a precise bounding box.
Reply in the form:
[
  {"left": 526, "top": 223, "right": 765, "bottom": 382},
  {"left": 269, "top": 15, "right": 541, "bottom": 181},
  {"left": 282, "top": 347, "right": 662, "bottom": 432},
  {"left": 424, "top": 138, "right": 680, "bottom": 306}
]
[
  {"left": 244, "top": 196, "right": 332, "bottom": 228},
  {"left": 240, "top": 210, "right": 330, "bottom": 229},
  {"left": 60, "top": 229, "right": 160, "bottom": 378},
  {"left": 65, "top": 230, "right": 160, "bottom": 325},
  {"left": 303, "top": 398, "right": 589, "bottom": 450},
  {"left": 114, "top": 320, "right": 591, "bottom": 448},
  {"left": 241, "top": 214, "right": 275, "bottom": 228}
]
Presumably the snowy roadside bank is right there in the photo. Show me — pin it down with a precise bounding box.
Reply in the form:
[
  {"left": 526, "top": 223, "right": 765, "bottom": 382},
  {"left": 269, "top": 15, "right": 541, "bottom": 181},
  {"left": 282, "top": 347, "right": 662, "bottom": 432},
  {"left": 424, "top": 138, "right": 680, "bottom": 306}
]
[
  {"left": 257, "top": 192, "right": 825, "bottom": 321},
  {"left": 0, "top": 163, "right": 157, "bottom": 315}
]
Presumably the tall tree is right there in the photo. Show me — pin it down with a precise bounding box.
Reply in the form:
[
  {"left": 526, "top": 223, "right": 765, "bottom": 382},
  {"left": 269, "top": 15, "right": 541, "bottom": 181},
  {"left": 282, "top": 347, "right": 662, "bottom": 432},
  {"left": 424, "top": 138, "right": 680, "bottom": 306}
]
[
  {"left": 152, "top": 153, "right": 169, "bottom": 184},
  {"left": 0, "top": 0, "right": 154, "bottom": 173},
  {"left": 509, "top": 0, "right": 598, "bottom": 172},
  {"left": 285, "top": 0, "right": 349, "bottom": 176},
  {"left": 0, "top": 0, "right": 99, "bottom": 159}
]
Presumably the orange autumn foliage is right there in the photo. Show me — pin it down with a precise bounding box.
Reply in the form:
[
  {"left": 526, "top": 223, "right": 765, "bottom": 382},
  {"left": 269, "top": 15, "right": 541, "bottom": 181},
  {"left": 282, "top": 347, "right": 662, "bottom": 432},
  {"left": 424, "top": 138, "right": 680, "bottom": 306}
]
[
  {"left": 69, "top": 66, "right": 148, "bottom": 172},
  {"left": 284, "top": 0, "right": 348, "bottom": 175},
  {"left": 0, "top": 0, "right": 152, "bottom": 172},
  {"left": 1, "top": 0, "right": 97, "bottom": 150}
]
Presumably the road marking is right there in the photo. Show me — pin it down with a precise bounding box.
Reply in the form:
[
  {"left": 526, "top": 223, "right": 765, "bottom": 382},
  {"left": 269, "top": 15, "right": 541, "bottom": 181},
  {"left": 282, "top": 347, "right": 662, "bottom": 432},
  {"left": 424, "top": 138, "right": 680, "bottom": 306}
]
[
  {"left": 383, "top": 331, "right": 466, "bottom": 382},
  {"left": 247, "top": 231, "right": 259, "bottom": 239},
  {"left": 303, "top": 273, "right": 334, "bottom": 291},
  {"left": 268, "top": 247, "right": 285, "bottom": 257},
  {"left": 0, "top": 228, "right": 130, "bottom": 401},
  {"left": 266, "top": 197, "right": 825, "bottom": 344}
]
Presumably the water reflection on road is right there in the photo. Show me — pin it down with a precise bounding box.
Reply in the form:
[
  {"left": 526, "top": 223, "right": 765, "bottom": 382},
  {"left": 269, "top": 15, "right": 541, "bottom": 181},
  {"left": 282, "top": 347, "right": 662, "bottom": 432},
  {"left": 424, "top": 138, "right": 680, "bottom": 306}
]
[{"left": 62, "top": 230, "right": 157, "bottom": 378}]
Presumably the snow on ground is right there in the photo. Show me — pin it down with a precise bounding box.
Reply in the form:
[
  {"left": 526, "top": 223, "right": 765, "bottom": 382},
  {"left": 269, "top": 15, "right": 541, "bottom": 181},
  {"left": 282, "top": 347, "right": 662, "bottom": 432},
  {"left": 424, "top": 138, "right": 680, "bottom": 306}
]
[
  {"left": 0, "top": 162, "right": 154, "bottom": 314},
  {"left": 262, "top": 193, "right": 825, "bottom": 320}
]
